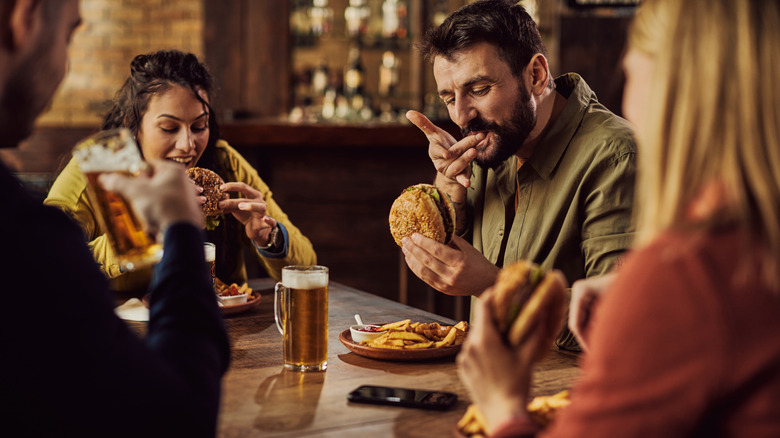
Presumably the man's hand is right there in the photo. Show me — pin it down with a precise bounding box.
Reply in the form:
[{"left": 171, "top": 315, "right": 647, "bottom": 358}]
[
  {"left": 219, "top": 182, "right": 277, "bottom": 247},
  {"left": 569, "top": 273, "right": 615, "bottom": 352},
  {"left": 457, "top": 289, "right": 536, "bottom": 434},
  {"left": 99, "top": 159, "right": 203, "bottom": 236},
  {"left": 406, "top": 110, "right": 482, "bottom": 189},
  {"left": 400, "top": 234, "right": 499, "bottom": 297}
]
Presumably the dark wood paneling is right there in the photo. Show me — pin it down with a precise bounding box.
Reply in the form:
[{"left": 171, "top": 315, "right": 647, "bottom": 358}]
[
  {"left": 203, "top": 0, "right": 291, "bottom": 119},
  {"left": 203, "top": 0, "right": 244, "bottom": 117},
  {"left": 558, "top": 14, "right": 632, "bottom": 116}
]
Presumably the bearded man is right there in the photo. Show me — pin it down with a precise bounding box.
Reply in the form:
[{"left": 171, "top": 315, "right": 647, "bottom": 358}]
[{"left": 402, "top": 0, "right": 636, "bottom": 350}]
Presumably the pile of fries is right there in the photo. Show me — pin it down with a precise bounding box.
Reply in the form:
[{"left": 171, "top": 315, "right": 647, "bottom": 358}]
[
  {"left": 526, "top": 390, "right": 571, "bottom": 427},
  {"left": 457, "top": 404, "right": 488, "bottom": 438},
  {"left": 214, "top": 278, "right": 253, "bottom": 297},
  {"left": 361, "top": 319, "right": 469, "bottom": 350},
  {"left": 457, "top": 390, "right": 571, "bottom": 437}
]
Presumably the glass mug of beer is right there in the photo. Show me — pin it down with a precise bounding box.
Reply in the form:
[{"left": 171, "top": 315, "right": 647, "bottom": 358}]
[
  {"left": 274, "top": 265, "right": 329, "bottom": 372},
  {"left": 204, "top": 242, "right": 216, "bottom": 289},
  {"left": 72, "top": 128, "right": 163, "bottom": 271}
]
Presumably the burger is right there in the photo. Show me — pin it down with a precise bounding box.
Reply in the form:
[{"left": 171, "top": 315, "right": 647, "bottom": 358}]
[
  {"left": 457, "top": 261, "right": 569, "bottom": 435},
  {"left": 186, "top": 167, "right": 225, "bottom": 230},
  {"left": 491, "top": 260, "right": 568, "bottom": 354},
  {"left": 388, "top": 183, "right": 456, "bottom": 247}
]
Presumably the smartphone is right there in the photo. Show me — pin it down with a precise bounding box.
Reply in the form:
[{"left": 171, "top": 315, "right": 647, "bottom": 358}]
[{"left": 347, "top": 385, "right": 458, "bottom": 410}]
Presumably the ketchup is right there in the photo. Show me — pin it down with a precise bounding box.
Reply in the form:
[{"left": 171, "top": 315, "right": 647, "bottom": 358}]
[{"left": 354, "top": 325, "right": 383, "bottom": 332}]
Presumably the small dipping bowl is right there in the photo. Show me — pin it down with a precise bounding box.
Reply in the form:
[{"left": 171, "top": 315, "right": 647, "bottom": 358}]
[
  {"left": 217, "top": 294, "right": 248, "bottom": 306},
  {"left": 349, "top": 324, "right": 387, "bottom": 343}
]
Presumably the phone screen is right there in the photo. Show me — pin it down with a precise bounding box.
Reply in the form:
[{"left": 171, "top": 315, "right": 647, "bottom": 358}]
[{"left": 347, "top": 385, "right": 457, "bottom": 410}]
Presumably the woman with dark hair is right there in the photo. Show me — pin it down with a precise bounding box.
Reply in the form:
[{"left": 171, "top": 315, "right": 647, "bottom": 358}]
[{"left": 46, "top": 50, "right": 316, "bottom": 292}]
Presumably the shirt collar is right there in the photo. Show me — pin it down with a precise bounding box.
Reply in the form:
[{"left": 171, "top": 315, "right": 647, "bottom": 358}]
[{"left": 526, "top": 73, "right": 593, "bottom": 180}]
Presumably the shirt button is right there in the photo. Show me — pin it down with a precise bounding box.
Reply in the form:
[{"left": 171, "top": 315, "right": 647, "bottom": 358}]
[{"left": 498, "top": 229, "right": 504, "bottom": 236}]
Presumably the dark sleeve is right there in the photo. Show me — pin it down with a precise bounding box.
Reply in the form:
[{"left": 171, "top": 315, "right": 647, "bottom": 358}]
[
  {"left": 1, "top": 202, "right": 229, "bottom": 437},
  {"left": 146, "top": 223, "right": 232, "bottom": 428}
]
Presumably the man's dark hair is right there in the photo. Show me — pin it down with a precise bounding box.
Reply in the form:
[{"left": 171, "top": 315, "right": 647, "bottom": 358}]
[{"left": 419, "top": 0, "right": 549, "bottom": 83}]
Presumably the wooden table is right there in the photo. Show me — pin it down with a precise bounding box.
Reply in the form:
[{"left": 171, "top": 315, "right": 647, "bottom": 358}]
[{"left": 125, "top": 279, "right": 580, "bottom": 437}]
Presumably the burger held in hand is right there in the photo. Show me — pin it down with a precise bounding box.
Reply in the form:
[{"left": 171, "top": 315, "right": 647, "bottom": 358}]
[
  {"left": 186, "top": 167, "right": 225, "bottom": 230},
  {"left": 457, "top": 261, "right": 569, "bottom": 436},
  {"left": 388, "top": 183, "right": 456, "bottom": 246},
  {"left": 491, "top": 260, "right": 568, "bottom": 357}
]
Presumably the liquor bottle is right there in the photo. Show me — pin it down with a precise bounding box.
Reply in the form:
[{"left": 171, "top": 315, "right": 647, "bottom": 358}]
[
  {"left": 345, "top": 0, "right": 371, "bottom": 37},
  {"left": 431, "top": 0, "right": 450, "bottom": 28},
  {"left": 378, "top": 50, "right": 399, "bottom": 97},
  {"left": 311, "top": 60, "right": 330, "bottom": 96},
  {"left": 309, "top": 0, "right": 333, "bottom": 36},
  {"left": 382, "top": 0, "right": 408, "bottom": 39},
  {"left": 343, "top": 46, "right": 365, "bottom": 99},
  {"left": 343, "top": 46, "right": 367, "bottom": 118},
  {"left": 290, "top": 0, "right": 312, "bottom": 37}
]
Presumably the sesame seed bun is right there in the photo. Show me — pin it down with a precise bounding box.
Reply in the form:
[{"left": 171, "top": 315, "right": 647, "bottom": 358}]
[{"left": 389, "top": 183, "right": 456, "bottom": 246}]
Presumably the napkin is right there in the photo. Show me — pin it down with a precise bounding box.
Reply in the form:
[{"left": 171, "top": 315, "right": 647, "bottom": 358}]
[{"left": 114, "top": 298, "right": 150, "bottom": 322}]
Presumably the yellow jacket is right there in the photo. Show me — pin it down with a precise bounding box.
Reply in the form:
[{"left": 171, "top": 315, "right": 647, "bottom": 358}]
[{"left": 45, "top": 140, "right": 317, "bottom": 291}]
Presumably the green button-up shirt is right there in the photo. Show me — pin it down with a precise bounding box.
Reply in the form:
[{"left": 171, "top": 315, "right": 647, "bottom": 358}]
[{"left": 468, "top": 74, "right": 636, "bottom": 348}]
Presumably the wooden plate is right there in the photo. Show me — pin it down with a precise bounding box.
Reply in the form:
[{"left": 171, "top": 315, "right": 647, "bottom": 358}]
[
  {"left": 338, "top": 329, "right": 462, "bottom": 361},
  {"left": 142, "top": 292, "right": 262, "bottom": 316}
]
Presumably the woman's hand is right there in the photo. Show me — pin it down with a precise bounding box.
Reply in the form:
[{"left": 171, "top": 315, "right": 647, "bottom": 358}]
[
  {"left": 457, "top": 288, "right": 540, "bottom": 434},
  {"left": 569, "top": 273, "right": 615, "bottom": 352},
  {"left": 100, "top": 159, "right": 203, "bottom": 235},
  {"left": 219, "top": 182, "right": 277, "bottom": 246}
]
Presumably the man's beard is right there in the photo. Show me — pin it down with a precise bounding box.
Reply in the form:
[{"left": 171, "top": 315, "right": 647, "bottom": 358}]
[
  {"left": 0, "top": 32, "right": 59, "bottom": 149},
  {"left": 460, "top": 85, "right": 536, "bottom": 169}
]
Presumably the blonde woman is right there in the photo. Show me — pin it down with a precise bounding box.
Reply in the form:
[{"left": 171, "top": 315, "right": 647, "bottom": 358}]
[{"left": 457, "top": 0, "right": 780, "bottom": 436}]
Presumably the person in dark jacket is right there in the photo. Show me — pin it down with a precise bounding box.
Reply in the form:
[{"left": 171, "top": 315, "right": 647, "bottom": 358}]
[{"left": 0, "top": 1, "right": 230, "bottom": 436}]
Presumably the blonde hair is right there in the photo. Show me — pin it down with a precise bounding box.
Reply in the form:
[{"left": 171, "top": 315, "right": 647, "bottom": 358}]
[{"left": 628, "top": 0, "right": 780, "bottom": 286}]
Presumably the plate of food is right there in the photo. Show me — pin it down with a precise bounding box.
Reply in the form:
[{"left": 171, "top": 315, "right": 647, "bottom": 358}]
[
  {"left": 142, "top": 279, "right": 262, "bottom": 316},
  {"left": 338, "top": 319, "right": 468, "bottom": 361},
  {"left": 214, "top": 279, "right": 262, "bottom": 315}
]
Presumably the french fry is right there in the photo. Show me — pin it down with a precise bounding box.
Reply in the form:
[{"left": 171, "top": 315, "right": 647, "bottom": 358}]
[
  {"left": 403, "top": 341, "right": 434, "bottom": 349},
  {"left": 434, "top": 326, "right": 461, "bottom": 348},
  {"left": 380, "top": 319, "right": 411, "bottom": 331},
  {"left": 387, "top": 331, "right": 429, "bottom": 342},
  {"left": 458, "top": 404, "right": 487, "bottom": 436}
]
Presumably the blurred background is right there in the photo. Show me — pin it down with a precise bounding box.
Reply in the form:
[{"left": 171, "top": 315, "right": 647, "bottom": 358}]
[{"left": 2, "top": 0, "right": 637, "bottom": 320}]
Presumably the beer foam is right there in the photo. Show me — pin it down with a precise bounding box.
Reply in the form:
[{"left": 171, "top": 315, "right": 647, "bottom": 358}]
[
  {"left": 282, "top": 268, "right": 328, "bottom": 289},
  {"left": 203, "top": 243, "right": 216, "bottom": 262},
  {"left": 74, "top": 139, "right": 144, "bottom": 173}
]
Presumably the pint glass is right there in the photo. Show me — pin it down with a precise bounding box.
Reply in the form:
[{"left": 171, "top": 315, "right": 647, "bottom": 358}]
[
  {"left": 274, "top": 265, "right": 329, "bottom": 372},
  {"left": 73, "top": 128, "right": 163, "bottom": 271},
  {"left": 204, "top": 242, "right": 216, "bottom": 289}
]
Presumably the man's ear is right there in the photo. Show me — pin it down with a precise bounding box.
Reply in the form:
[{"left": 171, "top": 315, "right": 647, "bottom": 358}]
[
  {"left": 6, "top": 0, "right": 43, "bottom": 52},
  {"left": 528, "top": 54, "right": 551, "bottom": 96}
]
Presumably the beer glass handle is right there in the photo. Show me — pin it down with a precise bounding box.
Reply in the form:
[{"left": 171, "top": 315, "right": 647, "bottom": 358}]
[{"left": 274, "top": 282, "right": 284, "bottom": 335}]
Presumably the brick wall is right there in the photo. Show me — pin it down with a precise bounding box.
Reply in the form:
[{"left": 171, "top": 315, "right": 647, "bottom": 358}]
[{"left": 36, "top": 0, "right": 204, "bottom": 127}]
